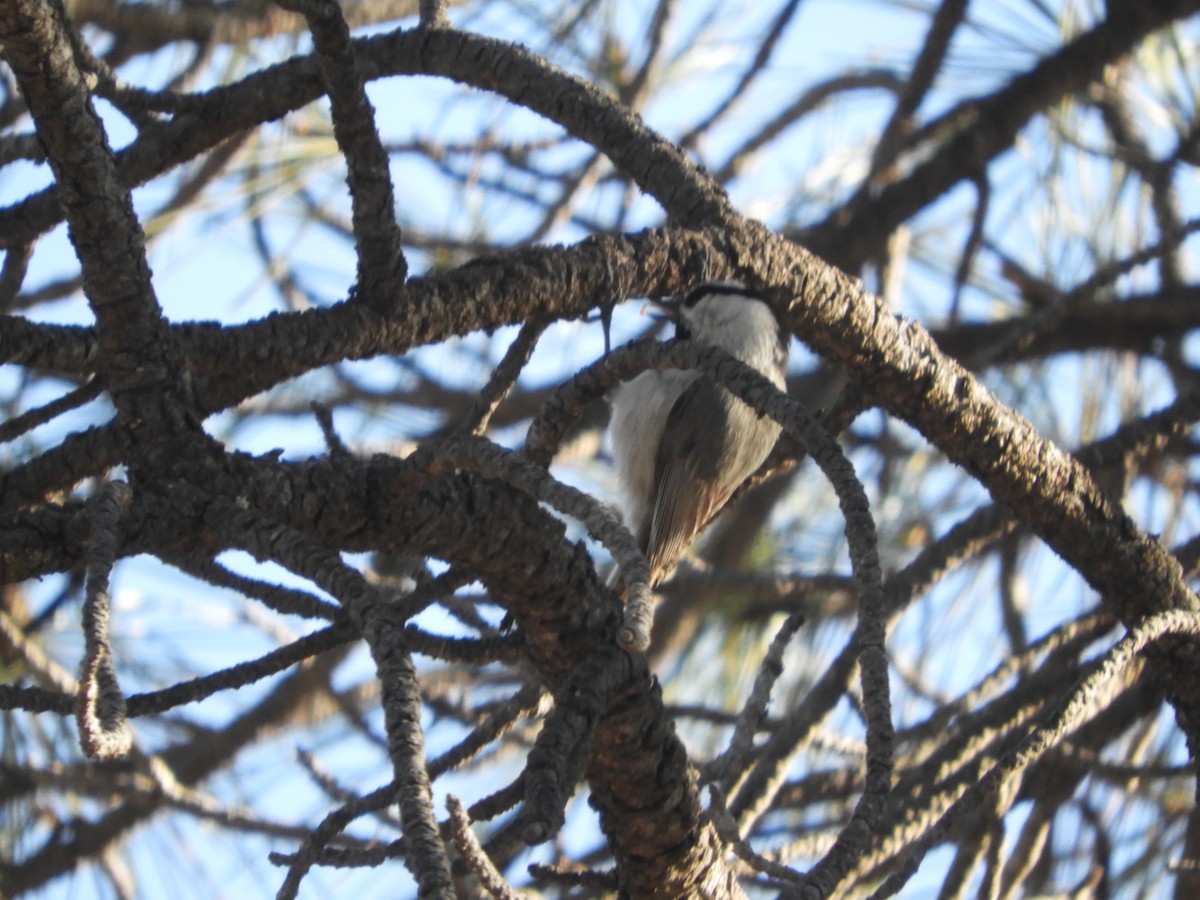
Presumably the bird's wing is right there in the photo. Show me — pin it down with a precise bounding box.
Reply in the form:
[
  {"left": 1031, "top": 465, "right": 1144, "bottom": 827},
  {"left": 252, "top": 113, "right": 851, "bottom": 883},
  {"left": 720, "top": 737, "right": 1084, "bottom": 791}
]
[
  {"left": 645, "top": 378, "right": 738, "bottom": 584},
  {"left": 646, "top": 376, "right": 783, "bottom": 585}
]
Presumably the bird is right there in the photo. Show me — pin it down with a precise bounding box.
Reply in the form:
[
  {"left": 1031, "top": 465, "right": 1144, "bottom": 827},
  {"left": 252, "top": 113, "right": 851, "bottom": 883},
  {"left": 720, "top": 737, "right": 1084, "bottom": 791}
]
[{"left": 609, "top": 280, "right": 789, "bottom": 588}]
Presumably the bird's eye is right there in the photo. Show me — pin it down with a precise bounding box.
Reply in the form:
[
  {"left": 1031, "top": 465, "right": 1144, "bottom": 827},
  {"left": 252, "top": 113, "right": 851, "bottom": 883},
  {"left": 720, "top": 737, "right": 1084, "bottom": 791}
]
[{"left": 679, "top": 284, "right": 710, "bottom": 309}]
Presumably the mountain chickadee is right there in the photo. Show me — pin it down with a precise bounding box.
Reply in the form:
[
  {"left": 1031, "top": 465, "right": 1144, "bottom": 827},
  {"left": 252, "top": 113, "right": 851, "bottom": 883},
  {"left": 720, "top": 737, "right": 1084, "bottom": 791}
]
[{"left": 609, "top": 281, "right": 789, "bottom": 587}]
